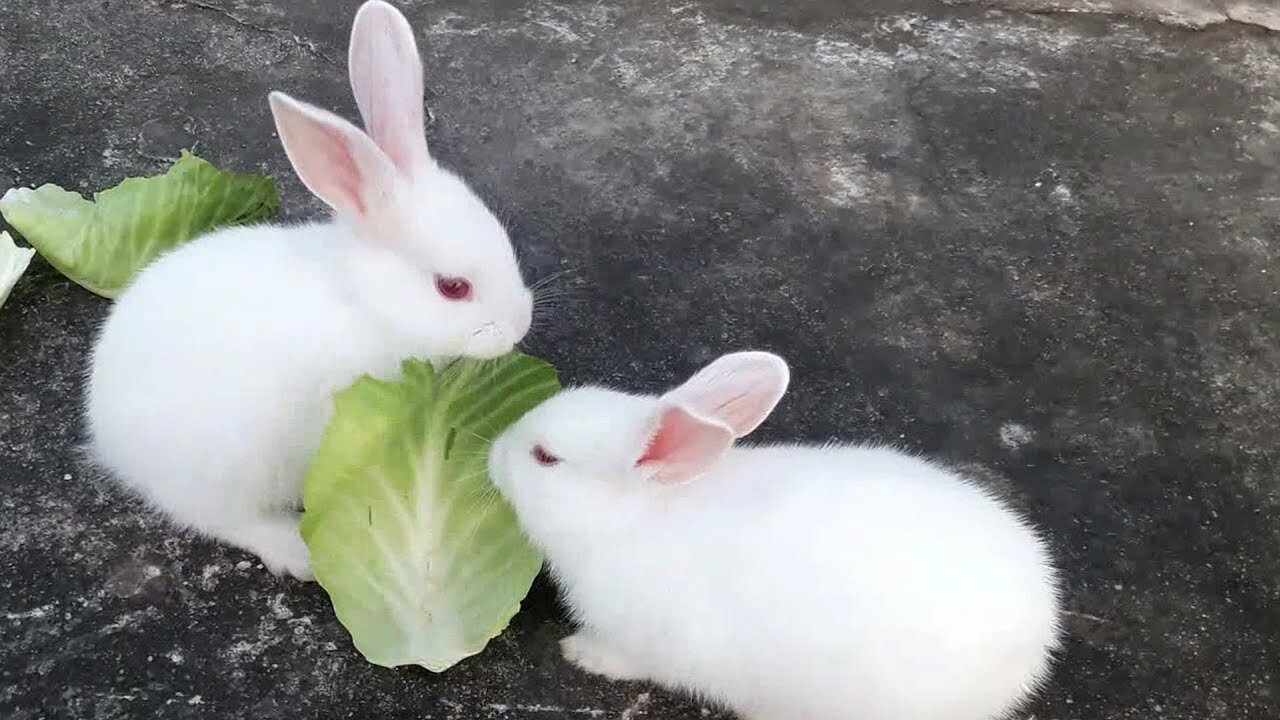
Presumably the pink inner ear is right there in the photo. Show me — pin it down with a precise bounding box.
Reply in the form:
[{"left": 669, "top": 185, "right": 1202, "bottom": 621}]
[
  {"left": 637, "top": 414, "right": 683, "bottom": 466},
  {"left": 636, "top": 405, "right": 733, "bottom": 483},
  {"left": 317, "top": 124, "right": 366, "bottom": 217}
]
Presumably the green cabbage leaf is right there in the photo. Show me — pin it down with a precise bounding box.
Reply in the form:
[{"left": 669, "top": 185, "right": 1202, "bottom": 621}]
[
  {"left": 302, "top": 354, "right": 558, "bottom": 671},
  {"left": 0, "top": 151, "right": 279, "bottom": 298}
]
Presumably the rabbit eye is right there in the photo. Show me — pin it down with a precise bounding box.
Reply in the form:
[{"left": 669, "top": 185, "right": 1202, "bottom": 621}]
[
  {"left": 532, "top": 445, "right": 560, "bottom": 467},
  {"left": 435, "top": 275, "right": 473, "bottom": 301}
]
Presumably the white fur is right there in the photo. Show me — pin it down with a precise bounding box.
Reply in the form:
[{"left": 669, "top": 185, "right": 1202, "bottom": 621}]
[
  {"left": 85, "top": 1, "right": 532, "bottom": 579},
  {"left": 489, "top": 353, "right": 1062, "bottom": 720}
]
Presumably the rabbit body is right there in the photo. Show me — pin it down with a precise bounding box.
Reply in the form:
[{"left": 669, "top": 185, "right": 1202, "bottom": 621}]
[
  {"left": 554, "top": 443, "right": 1057, "bottom": 720},
  {"left": 490, "top": 355, "right": 1061, "bottom": 720},
  {"left": 85, "top": 0, "right": 533, "bottom": 578},
  {"left": 87, "top": 223, "right": 427, "bottom": 577}
]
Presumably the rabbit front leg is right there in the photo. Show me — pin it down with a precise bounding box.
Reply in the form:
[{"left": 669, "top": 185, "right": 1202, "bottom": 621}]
[
  {"left": 210, "top": 512, "right": 314, "bottom": 581},
  {"left": 559, "top": 631, "right": 646, "bottom": 681}
]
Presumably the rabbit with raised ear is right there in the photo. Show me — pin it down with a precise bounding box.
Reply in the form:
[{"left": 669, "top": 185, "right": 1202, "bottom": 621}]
[
  {"left": 489, "top": 352, "right": 1062, "bottom": 720},
  {"left": 85, "top": 0, "right": 532, "bottom": 579}
]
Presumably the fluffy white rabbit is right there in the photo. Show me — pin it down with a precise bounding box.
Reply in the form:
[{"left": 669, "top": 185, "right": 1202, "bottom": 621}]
[
  {"left": 489, "top": 352, "right": 1062, "bottom": 720},
  {"left": 86, "top": 1, "right": 532, "bottom": 579}
]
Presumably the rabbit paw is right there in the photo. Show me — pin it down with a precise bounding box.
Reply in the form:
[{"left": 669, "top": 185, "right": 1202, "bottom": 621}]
[
  {"left": 240, "top": 515, "right": 315, "bottom": 581},
  {"left": 560, "top": 632, "right": 644, "bottom": 681}
]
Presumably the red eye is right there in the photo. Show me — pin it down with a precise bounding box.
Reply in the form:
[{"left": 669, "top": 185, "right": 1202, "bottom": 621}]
[
  {"left": 532, "top": 445, "right": 560, "bottom": 466},
  {"left": 435, "top": 275, "right": 472, "bottom": 301}
]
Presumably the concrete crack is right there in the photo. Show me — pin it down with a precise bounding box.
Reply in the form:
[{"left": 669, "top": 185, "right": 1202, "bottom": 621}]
[{"left": 164, "top": 0, "right": 336, "bottom": 64}]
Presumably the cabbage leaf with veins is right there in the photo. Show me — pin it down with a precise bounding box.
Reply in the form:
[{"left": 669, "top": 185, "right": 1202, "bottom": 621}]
[
  {"left": 302, "top": 354, "right": 558, "bottom": 670},
  {"left": 0, "top": 151, "right": 279, "bottom": 298}
]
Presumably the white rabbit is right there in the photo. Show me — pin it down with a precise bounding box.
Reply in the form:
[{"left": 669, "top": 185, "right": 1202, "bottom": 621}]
[
  {"left": 489, "top": 352, "right": 1062, "bottom": 720},
  {"left": 86, "top": 1, "right": 532, "bottom": 580}
]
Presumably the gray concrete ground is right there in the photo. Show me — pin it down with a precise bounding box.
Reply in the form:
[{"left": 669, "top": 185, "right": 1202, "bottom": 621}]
[{"left": 1, "top": 0, "right": 1278, "bottom": 718}]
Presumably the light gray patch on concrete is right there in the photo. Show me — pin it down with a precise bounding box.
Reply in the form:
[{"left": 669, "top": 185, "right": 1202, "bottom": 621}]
[
  {"left": 415, "top": 1, "right": 933, "bottom": 224},
  {"left": 1000, "top": 421, "right": 1035, "bottom": 448},
  {"left": 943, "top": 0, "right": 1280, "bottom": 31}
]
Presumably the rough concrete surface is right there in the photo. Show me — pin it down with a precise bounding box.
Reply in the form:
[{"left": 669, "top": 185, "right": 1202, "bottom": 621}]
[
  {"left": 948, "top": 0, "right": 1280, "bottom": 31},
  {"left": 1, "top": 0, "right": 1278, "bottom": 718}
]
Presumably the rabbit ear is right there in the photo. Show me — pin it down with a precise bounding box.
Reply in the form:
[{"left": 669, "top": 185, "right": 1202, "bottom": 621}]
[
  {"left": 662, "top": 352, "right": 790, "bottom": 438},
  {"left": 268, "top": 91, "right": 400, "bottom": 220},
  {"left": 636, "top": 404, "right": 734, "bottom": 484},
  {"left": 348, "top": 0, "right": 432, "bottom": 178}
]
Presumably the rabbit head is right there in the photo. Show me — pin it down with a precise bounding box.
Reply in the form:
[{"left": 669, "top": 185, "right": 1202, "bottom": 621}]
[
  {"left": 268, "top": 0, "right": 531, "bottom": 359},
  {"left": 489, "top": 352, "right": 791, "bottom": 543}
]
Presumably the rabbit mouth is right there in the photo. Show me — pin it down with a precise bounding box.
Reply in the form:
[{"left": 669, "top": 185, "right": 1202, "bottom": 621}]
[{"left": 463, "top": 323, "right": 514, "bottom": 359}]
